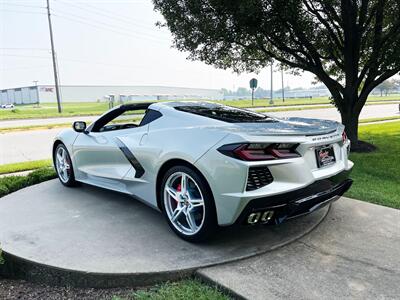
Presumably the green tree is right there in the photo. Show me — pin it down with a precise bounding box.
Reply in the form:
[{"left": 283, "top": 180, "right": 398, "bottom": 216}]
[
  {"left": 377, "top": 79, "right": 397, "bottom": 96},
  {"left": 153, "top": 0, "right": 400, "bottom": 150}
]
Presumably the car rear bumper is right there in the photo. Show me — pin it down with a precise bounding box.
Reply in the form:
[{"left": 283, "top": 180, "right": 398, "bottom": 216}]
[
  {"left": 234, "top": 170, "right": 352, "bottom": 226},
  {"left": 195, "top": 132, "right": 353, "bottom": 226}
]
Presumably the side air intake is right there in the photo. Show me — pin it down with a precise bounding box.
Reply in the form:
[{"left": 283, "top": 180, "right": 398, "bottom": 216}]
[{"left": 246, "top": 166, "right": 273, "bottom": 191}]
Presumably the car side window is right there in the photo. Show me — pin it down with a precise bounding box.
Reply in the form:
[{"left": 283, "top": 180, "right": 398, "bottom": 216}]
[{"left": 92, "top": 107, "right": 162, "bottom": 133}]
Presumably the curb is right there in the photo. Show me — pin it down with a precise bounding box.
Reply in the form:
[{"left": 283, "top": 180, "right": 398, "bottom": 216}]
[
  {"left": 0, "top": 252, "right": 193, "bottom": 288},
  {"left": 0, "top": 170, "right": 34, "bottom": 178},
  {"left": 195, "top": 272, "right": 247, "bottom": 300}
]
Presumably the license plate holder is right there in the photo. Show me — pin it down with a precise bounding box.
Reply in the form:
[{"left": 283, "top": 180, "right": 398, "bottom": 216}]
[{"left": 315, "top": 145, "right": 336, "bottom": 168}]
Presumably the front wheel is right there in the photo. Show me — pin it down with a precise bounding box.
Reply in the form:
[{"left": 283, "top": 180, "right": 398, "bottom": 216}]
[
  {"left": 160, "top": 165, "right": 217, "bottom": 242},
  {"left": 54, "top": 143, "right": 77, "bottom": 187}
]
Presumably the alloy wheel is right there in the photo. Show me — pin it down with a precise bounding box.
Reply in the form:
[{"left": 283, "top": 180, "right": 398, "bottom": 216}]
[
  {"left": 163, "top": 172, "right": 205, "bottom": 236},
  {"left": 55, "top": 146, "right": 71, "bottom": 183}
]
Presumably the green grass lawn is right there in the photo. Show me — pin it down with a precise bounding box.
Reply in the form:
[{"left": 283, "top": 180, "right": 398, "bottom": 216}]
[
  {"left": 0, "top": 159, "right": 52, "bottom": 175},
  {"left": 112, "top": 279, "right": 229, "bottom": 300},
  {"left": 0, "top": 102, "right": 109, "bottom": 120},
  {"left": 346, "top": 121, "right": 400, "bottom": 209},
  {"left": 359, "top": 116, "right": 400, "bottom": 124},
  {"left": 1, "top": 94, "right": 399, "bottom": 120}
]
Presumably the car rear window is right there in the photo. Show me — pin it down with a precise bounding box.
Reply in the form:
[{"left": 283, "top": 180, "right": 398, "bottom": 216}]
[{"left": 175, "top": 105, "right": 274, "bottom": 123}]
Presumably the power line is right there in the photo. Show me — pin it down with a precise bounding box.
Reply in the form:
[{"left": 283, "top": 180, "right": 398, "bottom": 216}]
[
  {"left": 52, "top": 12, "right": 169, "bottom": 43},
  {"left": 55, "top": 0, "right": 165, "bottom": 34},
  {"left": 51, "top": 8, "right": 170, "bottom": 42}
]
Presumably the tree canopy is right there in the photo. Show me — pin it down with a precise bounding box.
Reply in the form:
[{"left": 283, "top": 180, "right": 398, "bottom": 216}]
[{"left": 153, "top": 0, "right": 400, "bottom": 149}]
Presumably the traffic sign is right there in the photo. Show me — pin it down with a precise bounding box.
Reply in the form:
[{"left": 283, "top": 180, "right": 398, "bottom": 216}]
[{"left": 249, "top": 78, "right": 258, "bottom": 89}]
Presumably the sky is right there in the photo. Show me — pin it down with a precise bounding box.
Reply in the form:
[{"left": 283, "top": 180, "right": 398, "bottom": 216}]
[{"left": 0, "top": 0, "right": 316, "bottom": 90}]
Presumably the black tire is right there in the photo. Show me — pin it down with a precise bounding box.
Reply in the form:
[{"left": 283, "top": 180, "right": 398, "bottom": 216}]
[
  {"left": 54, "top": 143, "right": 78, "bottom": 187},
  {"left": 160, "top": 165, "right": 218, "bottom": 243}
]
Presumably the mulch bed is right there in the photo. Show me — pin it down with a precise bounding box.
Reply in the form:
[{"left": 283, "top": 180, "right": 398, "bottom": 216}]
[{"left": 0, "top": 278, "right": 136, "bottom": 300}]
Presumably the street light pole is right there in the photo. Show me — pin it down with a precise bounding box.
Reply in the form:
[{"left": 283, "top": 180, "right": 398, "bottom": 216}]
[{"left": 46, "top": 0, "right": 62, "bottom": 113}]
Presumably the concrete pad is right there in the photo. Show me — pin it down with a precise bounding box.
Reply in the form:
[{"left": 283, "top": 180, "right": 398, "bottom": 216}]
[
  {"left": 0, "top": 180, "right": 328, "bottom": 287},
  {"left": 198, "top": 198, "right": 400, "bottom": 300}
]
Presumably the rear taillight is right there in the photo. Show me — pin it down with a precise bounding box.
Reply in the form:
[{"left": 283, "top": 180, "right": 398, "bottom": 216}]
[
  {"left": 218, "top": 143, "right": 300, "bottom": 161},
  {"left": 342, "top": 131, "right": 348, "bottom": 143},
  {"left": 342, "top": 130, "right": 351, "bottom": 154}
]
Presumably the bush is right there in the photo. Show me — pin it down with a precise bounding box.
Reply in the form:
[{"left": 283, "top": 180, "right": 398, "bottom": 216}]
[{"left": 0, "top": 168, "right": 57, "bottom": 198}]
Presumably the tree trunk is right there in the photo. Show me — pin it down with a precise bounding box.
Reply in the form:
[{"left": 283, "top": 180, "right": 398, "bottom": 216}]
[{"left": 341, "top": 109, "right": 360, "bottom": 150}]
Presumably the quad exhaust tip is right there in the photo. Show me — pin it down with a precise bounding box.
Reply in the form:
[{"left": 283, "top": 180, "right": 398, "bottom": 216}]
[{"left": 247, "top": 210, "right": 274, "bottom": 225}]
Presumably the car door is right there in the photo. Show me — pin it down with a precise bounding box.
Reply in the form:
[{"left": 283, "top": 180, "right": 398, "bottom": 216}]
[
  {"left": 71, "top": 105, "right": 151, "bottom": 188},
  {"left": 72, "top": 127, "right": 147, "bottom": 182}
]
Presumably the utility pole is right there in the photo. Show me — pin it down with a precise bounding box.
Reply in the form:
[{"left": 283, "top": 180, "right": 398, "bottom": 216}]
[
  {"left": 281, "top": 69, "right": 285, "bottom": 102},
  {"left": 269, "top": 61, "right": 274, "bottom": 105},
  {"left": 46, "top": 0, "right": 62, "bottom": 113}
]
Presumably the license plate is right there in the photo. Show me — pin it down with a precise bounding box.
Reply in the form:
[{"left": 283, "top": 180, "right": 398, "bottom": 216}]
[{"left": 315, "top": 145, "right": 336, "bottom": 168}]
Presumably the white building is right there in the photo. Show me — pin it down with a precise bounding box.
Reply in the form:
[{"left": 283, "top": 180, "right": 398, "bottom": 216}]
[{"left": 0, "top": 85, "right": 223, "bottom": 105}]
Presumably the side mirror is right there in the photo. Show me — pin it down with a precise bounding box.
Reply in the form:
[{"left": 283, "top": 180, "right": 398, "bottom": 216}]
[{"left": 73, "top": 121, "right": 87, "bottom": 133}]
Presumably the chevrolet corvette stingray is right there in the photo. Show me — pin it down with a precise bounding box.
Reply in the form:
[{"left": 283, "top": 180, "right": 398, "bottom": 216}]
[{"left": 53, "top": 102, "right": 353, "bottom": 242}]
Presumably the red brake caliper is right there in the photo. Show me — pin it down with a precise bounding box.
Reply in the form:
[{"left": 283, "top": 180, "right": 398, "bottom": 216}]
[{"left": 176, "top": 184, "right": 181, "bottom": 202}]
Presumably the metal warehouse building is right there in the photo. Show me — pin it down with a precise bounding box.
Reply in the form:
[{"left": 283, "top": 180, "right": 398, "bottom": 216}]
[{"left": 0, "top": 85, "right": 223, "bottom": 105}]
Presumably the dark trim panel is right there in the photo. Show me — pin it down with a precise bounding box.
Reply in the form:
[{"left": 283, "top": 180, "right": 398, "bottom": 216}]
[{"left": 115, "top": 139, "right": 145, "bottom": 178}]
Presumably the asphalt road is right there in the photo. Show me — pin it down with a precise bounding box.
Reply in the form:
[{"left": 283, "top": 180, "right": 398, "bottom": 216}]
[
  {"left": 0, "top": 128, "right": 60, "bottom": 165},
  {"left": 0, "top": 104, "right": 399, "bottom": 164}
]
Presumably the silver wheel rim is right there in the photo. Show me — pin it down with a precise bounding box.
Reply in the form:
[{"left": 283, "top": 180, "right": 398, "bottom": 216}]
[
  {"left": 55, "top": 147, "right": 71, "bottom": 183},
  {"left": 164, "top": 172, "right": 205, "bottom": 236}
]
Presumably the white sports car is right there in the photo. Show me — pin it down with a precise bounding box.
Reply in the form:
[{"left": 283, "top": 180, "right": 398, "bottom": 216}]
[{"left": 53, "top": 102, "right": 353, "bottom": 242}]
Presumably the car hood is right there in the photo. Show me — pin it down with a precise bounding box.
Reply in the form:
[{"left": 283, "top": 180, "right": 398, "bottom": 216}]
[{"left": 218, "top": 117, "right": 342, "bottom": 136}]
